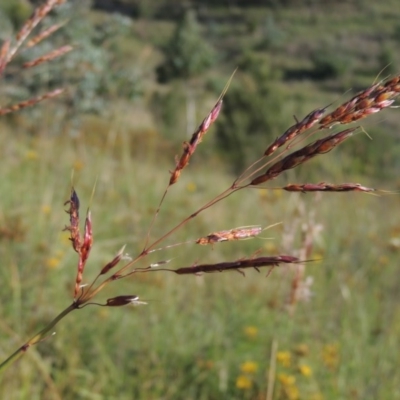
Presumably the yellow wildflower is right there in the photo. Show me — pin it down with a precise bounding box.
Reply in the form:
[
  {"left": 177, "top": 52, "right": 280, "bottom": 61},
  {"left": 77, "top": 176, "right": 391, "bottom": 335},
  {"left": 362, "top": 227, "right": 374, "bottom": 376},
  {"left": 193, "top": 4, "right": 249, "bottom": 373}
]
[
  {"left": 41, "top": 205, "right": 51, "bottom": 215},
  {"left": 322, "top": 343, "right": 339, "bottom": 370},
  {"left": 244, "top": 326, "right": 258, "bottom": 339},
  {"left": 25, "top": 150, "right": 38, "bottom": 160},
  {"left": 298, "top": 364, "right": 312, "bottom": 377},
  {"left": 186, "top": 182, "right": 197, "bottom": 193},
  {"left": 258, "top": 189, "right": 268, "bottom": 199},
  {"left": 284, "top": 384, "right": 299, "bottom": 400},
  {"left": 293, "top": 343, "right": 309, "bottom": 356},
  {"left": 46, "top": 257, "right": 60, "bottom": 269},
  {"left": 240, "top": 361, "right": 258, "bottom": 374},
  {"left": 278, "top": 373, "right": 296, "bottom": 386},
  {"left": 277, "top": 351, "right": 291, "bottom": 367},
  {"left": 73, "top": 160, "right": 84, "bottom": 171},
  {"left": 264, "top": 241, "right": 278, "bottom": 253},
  {"left": 236, "top": 375, "right": 252, "bottom": 390}
]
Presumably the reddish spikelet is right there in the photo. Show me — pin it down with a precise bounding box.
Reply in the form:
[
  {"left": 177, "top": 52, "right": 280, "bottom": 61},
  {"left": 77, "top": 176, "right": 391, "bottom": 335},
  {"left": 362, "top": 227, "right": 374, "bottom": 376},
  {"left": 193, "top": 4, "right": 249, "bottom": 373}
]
[
  {"left": 393, "top": 84, "right": 400, "bottom": 93},
  {"left": 23, "top": 45, "right": 73, "bottom": 69},
  {"left": 169, "top": 99, "right": 223, "bottom": 185},
  {"left": 174, "top": 255, "right": 299, "bottom": 275},
  {"left": 64, "top": 188, "right": 81, "bottom": 252},
  {"left": 0, "top": 88, "right": 64, "bottom": 116},
  {"left": 319, "top": 76, "right": 400, "bottom": 129},
  {"left": 283, "top": 182, "right": 375, "bottom": 193},
  {"left": 73, "top": 210, "right": 93, "bottom": 299},
  {"left": 265, "top": 107, "right": 328, "bottom": 156},
  {"left": 106, "top": 295, "right": 141, "bottom": 307},
  {"left": 100, "top": 245, "right": 126, "bottom": 275},
  {"left": 383, "top": 76, "right": 400, "bottom": 87},
  {"left": 251, "top": 127, "right": 357, "bottom": 184},
  {"left": 25, "top": 22, "right": 65, "bottom": 48},
  {"left": 196, "top": 226, "right": 262, "bottom": 245}
]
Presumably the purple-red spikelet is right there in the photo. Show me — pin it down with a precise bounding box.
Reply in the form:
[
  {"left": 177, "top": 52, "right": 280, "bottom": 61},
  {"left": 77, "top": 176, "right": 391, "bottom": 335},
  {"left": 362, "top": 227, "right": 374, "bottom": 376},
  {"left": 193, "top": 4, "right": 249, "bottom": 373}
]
[
  {"left": 252, "top": 127, "right": 357, "bottom": 185},
  {"left": 283, "top": 182, "right": 375, "bottom": 193},
  {"left": 169, "top": 99, "right": 223, "bottom": 185},
  {"left": 173, "top": 255, "right": 299, "bottom": 275},
  {"left": 100, "top": 246, "right": 126, "bottom": 275}
]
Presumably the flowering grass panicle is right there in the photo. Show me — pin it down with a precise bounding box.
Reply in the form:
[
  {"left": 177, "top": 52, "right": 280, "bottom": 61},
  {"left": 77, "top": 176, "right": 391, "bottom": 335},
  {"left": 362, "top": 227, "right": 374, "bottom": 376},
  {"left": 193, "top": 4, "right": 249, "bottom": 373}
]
[{"left": 0, "top": 3, "right": 399, "bottom": 395}]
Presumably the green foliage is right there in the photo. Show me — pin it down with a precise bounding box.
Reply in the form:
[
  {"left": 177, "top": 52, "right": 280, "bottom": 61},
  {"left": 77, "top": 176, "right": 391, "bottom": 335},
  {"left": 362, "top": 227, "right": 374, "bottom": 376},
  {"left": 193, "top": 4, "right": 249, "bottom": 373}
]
[
  {"left": 215, "top": 53, "right": 285, "bottom": 172},
  {"left": 257, "top": 15, "right": 286, "bottom": 51},
  {"left": 0, "top": 0, "right": 32, "bottom": 28},
  {"left": 393, "top": 23, "right": 400, "bottom": 42},
  {"left": 377, "top": 46, "right": 396, "bottom": 75},
  {"left": 156, "top": 9, "right": 216, "bottom": 83},
  {"left": 1, "top": 127, "right": 400, "bottom": 399},
  {"left": 2, "top": 1, "right": 143, "bottom": 133},
  {"left": 311, "top": 46, "right": 349, "bottom": 80}
]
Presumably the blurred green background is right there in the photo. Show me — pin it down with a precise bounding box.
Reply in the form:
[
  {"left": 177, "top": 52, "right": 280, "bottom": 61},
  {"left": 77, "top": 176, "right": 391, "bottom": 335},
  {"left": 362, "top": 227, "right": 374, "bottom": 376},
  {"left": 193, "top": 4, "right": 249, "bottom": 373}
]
[{"left": 0, "top": 0, "right": 400, "bottom": 399}]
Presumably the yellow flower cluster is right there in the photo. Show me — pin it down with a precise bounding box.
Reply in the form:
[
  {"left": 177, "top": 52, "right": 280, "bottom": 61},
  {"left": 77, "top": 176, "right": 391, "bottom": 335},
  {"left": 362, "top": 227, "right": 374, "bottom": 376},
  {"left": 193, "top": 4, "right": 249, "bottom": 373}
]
[
  {"left": 236, "top": 375, "right": 252, "bottom": 390},
  {"left": 236, "top": 360, "right": 258, "bottom": 390},
  {"left": 241, "top": 361, "right": 258, "bottom": 374},
  {"left": 243, "top": 325, "right": 258, "bottom": 339},
  {"left": 322, "top": 343, "right": 340, "bottom": 370},
  {"left": 277, "top": 351, "right": 292, "bottom": 367},
  {"left": 276, "top": 347, "right": 315, "bottom": 400},
  {"left": 278, "top": 373, "right": 299, "bottom": 400},
  {"left": 298, "top": 364, "right": 312, "bottom": 377}
]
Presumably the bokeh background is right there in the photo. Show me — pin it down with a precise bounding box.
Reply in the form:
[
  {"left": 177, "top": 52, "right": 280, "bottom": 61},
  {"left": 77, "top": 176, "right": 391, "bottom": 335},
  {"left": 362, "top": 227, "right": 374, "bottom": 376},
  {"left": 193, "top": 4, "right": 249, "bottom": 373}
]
[{"left": 0, "top": 0, "right": 400, "bottom": 399}]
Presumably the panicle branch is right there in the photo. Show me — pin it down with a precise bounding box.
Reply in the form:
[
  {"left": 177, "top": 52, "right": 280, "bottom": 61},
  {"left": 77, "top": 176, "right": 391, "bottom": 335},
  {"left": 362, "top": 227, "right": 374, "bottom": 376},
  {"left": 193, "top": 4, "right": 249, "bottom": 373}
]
[
  {"left": 25, "top": 21, "right": 67, "bottom": 48},
  {"left": 169, "top": 99, "right": 223, "bottom": 185},
  {"left": 23, "top": 44, "right": 73, "bottom": 69},
  {"left": 0, "top": 89, "right": 64, "bottom": 116},
  {"left": 196, "top": 226, "right": 262, "bottom": 245},
  {"left": 319, "top": 76, "right": 400, "bottom": 128},
  {"left": 265, "top": 106, "right": 329, "bottom": 156},
  {"left": 63, "top": 189, "right": 93, "bottom": 299},
  {"left": 251, "top": 127, "right": 358, "bottom": 185},
  {"left": 5, "top": 0, "right": 66, "bottom": 65},
  {"left": 283, "top": 182, "right": 376, "bottom": 193},
  {"left": 169, "top": 70, "right": 236, "bottom": 185},
  {"left": 172, "top": 255, "right": 300, "bottom": 275}
]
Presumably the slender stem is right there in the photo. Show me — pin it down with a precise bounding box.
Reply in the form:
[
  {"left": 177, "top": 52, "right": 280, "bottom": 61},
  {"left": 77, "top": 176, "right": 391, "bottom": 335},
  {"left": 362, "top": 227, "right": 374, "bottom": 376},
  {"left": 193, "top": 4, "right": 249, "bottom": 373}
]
[{"left": 0, "top": 302, "right": 78, "bottom": 372}]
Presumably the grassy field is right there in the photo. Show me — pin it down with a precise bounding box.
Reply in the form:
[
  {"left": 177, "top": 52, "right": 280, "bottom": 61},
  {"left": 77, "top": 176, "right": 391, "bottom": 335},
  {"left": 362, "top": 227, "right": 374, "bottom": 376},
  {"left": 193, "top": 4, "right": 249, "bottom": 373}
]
[
  {"left": 1, "top": 0, "right": 400, "bottom": 399},
  {"left": 0, "top": 117, "right": 399, "bottom": 399}
]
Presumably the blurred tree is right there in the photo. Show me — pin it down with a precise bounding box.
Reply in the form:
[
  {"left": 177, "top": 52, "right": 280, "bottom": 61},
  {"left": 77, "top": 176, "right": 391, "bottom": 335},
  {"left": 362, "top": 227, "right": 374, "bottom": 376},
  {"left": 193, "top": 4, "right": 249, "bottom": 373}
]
[
  {"left": 0, "top": 0, "right": 32, "bottom": 29},
  {"left": 156, "top": 9, "right": 215, "bottom": 82},
  {"left": 156, "top": 9, "right": 216, "bottom": 136},
  {"left": 215, "top": 52, "right": 286, "bottom": 173},
  {"left": 1, "top": 1, "right": 143, "bottom": 135}
]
